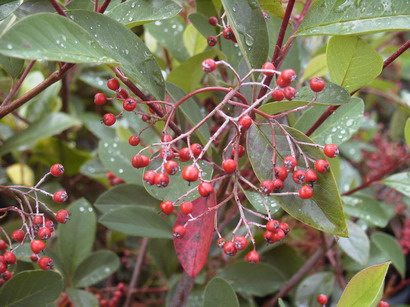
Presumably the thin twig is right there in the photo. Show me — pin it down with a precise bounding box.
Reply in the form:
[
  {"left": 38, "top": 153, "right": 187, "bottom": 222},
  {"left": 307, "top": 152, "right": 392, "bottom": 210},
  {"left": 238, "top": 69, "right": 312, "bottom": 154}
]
[{"left": 49, "top": 0, "right": 68, "bottom": 17}]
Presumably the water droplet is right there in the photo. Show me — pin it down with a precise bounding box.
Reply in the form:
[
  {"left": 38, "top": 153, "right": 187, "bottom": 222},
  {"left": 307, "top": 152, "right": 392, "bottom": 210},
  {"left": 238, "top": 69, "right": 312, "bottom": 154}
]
[
  {"left": 154, "top": 21, "right": 162, "bottom": 26},
  {"left": 113, "top": 143, "right": 118, "bottom": 148},
  {"left": 110, "top": 158, "right": 115, "bottom": 162},
  {"left": 88, "top": 207, "right": 93, "bottom": 212},
  {"left": 79, "top": 207, "right": 85, "bottom": 212},
  {"left": 104, "top": 142, "right": 109, "bottom": 147},
  {"left": 119, "top": 169, "right": 124, "bottom": 173},
  {"left": 346, "top": 119, "right": 353, "bottom": 127},
  {"left": 131, "top": 2, "right": 136, "bottom": 8},
  {"left": 164, "top": 28, "right": 169, "bottom": 32},
  {"left": 232, "top": 7, "right": 237, "bottom": 12},
  {"left": 244, "top": 33, "right": 254, "bottom": 47},
  {"left": 128, "top": 17, "right": 133, "bottom": 21},
  {"left": 6, "top": 44, "right": 12, "bottom": 49}
]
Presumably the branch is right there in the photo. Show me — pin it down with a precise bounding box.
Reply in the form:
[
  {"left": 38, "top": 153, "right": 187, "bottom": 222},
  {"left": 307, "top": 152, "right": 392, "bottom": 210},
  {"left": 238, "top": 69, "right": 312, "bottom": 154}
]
[
  {"left": 170, "top": 272, "right": 195, "bottom": 307},
  {"left": 98, "top": 0, "right": 111, "bottom": 13},
  {"left": 49, "top": 0, "right": 68, "bottom": 17}
]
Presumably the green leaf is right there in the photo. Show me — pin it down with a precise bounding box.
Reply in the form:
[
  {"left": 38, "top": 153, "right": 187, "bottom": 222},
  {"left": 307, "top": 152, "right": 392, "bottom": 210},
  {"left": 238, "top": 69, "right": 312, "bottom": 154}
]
[
  {"left": 259, "top": 0, "right": 284, "bottom": 19},
  {"left": 148, "top": 239, "right": 179, "bottom": 278},
  {"left": 0, "top": 0, "right": 20, "bottom": 21},
  {"left": 247, "top": 124, "right": 348, "bottom": 237},
  {"left": 183, "top": 24, "right": 207, "bottom": 56},
  {"left": 278, "top": 298, "right": 286, "bottom": 307},
  {"left": 203, "top": 277, "right": 239, "bottom": 307},
  {"left": 372, "top": 232, "right": 405, "bottom": 277},
  {"left": 295, "top": 272, "right": 335, "bottom": 307},
  {"left": 337, "top": 262, "right": 390, "bottom": 307},
  {"left": 0, "top": 270, "right": 64, "bottom": 307},
  {"left": 218, "top": 262, "right": 285, "bottom": 296},
  {"left": 338, "top": 220, "right": 370, "bottom": 265},
  {"left": 58, "top": 198, "right": 97, "bottom": 279},
  {"left": 242, "top": 188, "right": 281, "bottom": 215},
  {"left": 98, "top": 140, "right": 143, "bottom": 185},
  {"left": 0, "top": 54, "right": 23, "bottom": 78},
  {"left": 107, "top": 0, "right": 181, "bottom": 27},
  {"left": 405, "top": 118, "right": 410, "bottom": 146},
  {"left": 66, "top": 288, "right": 99, "bottom": 307},
  {"left": 221, "top": 0, "right": 268, "bottom": 69},
  {"left": 383, "top": 172, "right": 410, "bottom": 198},
  {"left": 295, "top": 0, "right": 410, "bottom": 37},
  {"left": 302, "top": 53, "right": 329, "bottom": 81},
  {"left": 261, "top": 244, "right": 304, "bottom": 279},
  {"left": 0, "top": 112, "right": 79, "bottom": 157},
  {"left": 327, "top": 36, "right": 383, "bottom": 92},
  {"left": 69, "top": 10, "right": 164, "bottom": 99},
  {"left": 95, "top": 184, "right": 158, "bottom": 214},
  {"left": 0, "top": 13, "right": 116, "bottom": 63},
  {"left": 72, "top": 250, "right": 120, "bottom": 288},
  {"left": 310, "top": 98, "right": 364, "bottom": 146},
  {"left": 99, "top": 205, "right": 172, "bottom": 238}
]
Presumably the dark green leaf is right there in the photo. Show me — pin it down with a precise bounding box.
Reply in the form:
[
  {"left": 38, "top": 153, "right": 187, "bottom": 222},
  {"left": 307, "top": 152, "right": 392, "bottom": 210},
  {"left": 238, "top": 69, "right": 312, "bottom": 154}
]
[
  {"left": 0, "top": 0, "right": 20, "bottom": 21},
  {"left": 58, "top": 198, "right": 97, "bottom": 279},
  {"left": 295, "top": 272, "right": 335, "bottom": 307},
  {"left": 203, "top": 277, "right": 239, "bottom": 307},
  {"left": 80, "top": 113, "right": 116, "bottom": 140},
  {"left": 80, "top": 157, "right": 107, "bottom": 179},
  {"left": 0, "top": 54, "right": 23, "bottom": 78},
  {"left": 247, "top": 124, "right": 348, "bottom": 236},
  {"left": 372, "top": 232, "right": 405, "bottom": 277},
  {"left": 242, "top": 188, "right": 281, "bottom": 215},
  {"left": 261, "top": 244, "right": 304, "bottom": 279},
  {"left": 107, "top": 0, "right": 181, "bottom": 27},
  {"left": 70, "top": 10, "right": 164, "bottom": 99},
  {"left": 0, "top": 13, "right": 116, "bottom": 63},
  {"left": 148, "top": 239, "right": 179, "bottom": 278},
  {"left": 382, "top": 172, "right": 410, "bottom": 198},
  {"left": 0, "top": 270, "right": 63, "bottom": 307},
  {"left": 0, "top": 112, "right": 80, "bottom": 157},
  {"left": 72, "top": 250, "right": 120, "bottom": 288},
  {"left": 66, "top": 288, "right": 99, "bottom": 307},
  {"left": 221, "top": 0, "right": 268, "bottom": 69},
  {"left": 295, "top": 0, "right": 410, "bottom": 36},
  {"left": 99, "top": 205, "right": 172, "bottom": 238},
  {"left": 338, "top": 220, "right": 369, "bottom": 265}
]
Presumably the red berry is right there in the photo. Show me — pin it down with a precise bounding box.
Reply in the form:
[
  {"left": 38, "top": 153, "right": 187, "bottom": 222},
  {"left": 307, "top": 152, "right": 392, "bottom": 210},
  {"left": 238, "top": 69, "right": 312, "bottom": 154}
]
[
  {"left": 116, "top": 88, "right": 129, "bottom": 99},
  {"left": 202, "top": 59, "right": 216, "bottom": 73},
  {"left": 30, "top": 253, "right": 39, "bottom": 262},
  {"left": 280, "top": 69, "right": 296, "bottom": 83},
  {"left": 207, "top": 36, "right": 218, "bottom": 47},
  {"left": 128, "top": 135, "right": 140, "bottom": 146},
  {"left": 30, "top": 240, "right": 46, "bottom": 254},
  {"left": 164, "top": 160, "right": 179, "bottom": 175},
  {"left": 272, "top": 179, "right": 284, "bottom": 192},
  {"left": 266, "top": 219, "right": 280, "bottom": 232},
  {"left": 38, "top": 227, "right": 51, "bottom": 240},
  {"left": 161, "top": 134, "right": 173, "bottom": 142},
  {"left": 45, "top": 220, "right": 55, "bottom": 232},
  {"left": 32, "top": 215, "right": 43, "bottom": 226},
  {"left": 94, "top": 93, "right": 106, "bottom": 105},
  {"left": 222, "top": 27, "right": 234, "bottom": 40},
  {"left": 198, "top": 182, "right": 214, "bottom": 197},
  {"left": 378, "top": 301, "right": 389, "bottom": 307},
  {"left": 222, "top": 159, "right": 237, "bottom": 173},
  {"left": 245, "top": 250, "right": 260, "bottom": 264},
  {"left": 141, "top": 114, "right": 150, "bottom": 122},
  {"left": 260, "top": 180, "right": 274, "bottom": 194},
  {"left": 262, "top": 62, "right": 275, "bottom": 76},
  {"left": 223, "top": 241, "right": 237, "bottom": 256},
  {"left": 106, "top": 172, "right": 116, "bottom": 180},
  {"left": 190, "top": 143, "right": 203, "bottom": 157},
  {"left": 53, "top": 190, "right": 68, "bottom": 203},
  {"left": 272, "top": 228, "right": 286, "bottom": 242},
  {"left": 283, "top": 156, "right": 297, "bottom": 169},
  {"left": 173, "top": 225, "right": 186, "bottom": 239},
  {"left": 154, "top": 173, "right": 169, "bottom": 188},
  {"left": 160, "top": 201, "right": 174, "bottom": 214},
  {"left": 317, "top": 294, "right": 328, "bottom": 305},
  {"left": 276, "top": 76, "right": 290, "bottom": 88},
  {"left": 280, "top": 222, "right": 290, "bottom": 235},
  {"left": 180, "top": 201, "right": 193, "bottom": 215},
  {"left": 56, "top": 209, "right": 70, "bottom": 224},
  {"left": 272, "top": 89, "right": 285, "bottom": 101},
  {"left": 208, "top": 16, "right": 218, "bottom": 26},
  {"left": 103, "top": 113, "right": 116, "bottom": 126},
  {"left": 230, "top": 34, "right": 237, "bottom": 43},
  {"left": 292, "top": 170, "right": 306, "bottom": 184},
  {"left": 231, "top": 145, "right": 245, "bottom": 158},
  {"left": 263, "top": 230, "right": 275, "bottom": 244},
  {"left": 3, "top": 270, "right": 12, "bottom": 281},
  {"left": 182, "top": 165, "right": 199, "bottom": 182},
  {"left": 216, "top": 238, "right": 226, "bottom": 248},
  {"left": 305, "top": 169, "right": 318, "bottom": 184},
  {"left": 131, "top": 155, "right": 150, "bottom": 168},
  {"left": 233, "top": 236, "right": 248, "bottom": 250},
  {"left": 314, "top": 159, "right": 330, "bottom": 173},
  {"left": 50, "top": 164, "right": 64, "bottom": 176},
  {"left": 274, "top": 166, "right": 288, "bottom": 181},
  {"left": 123, "top": 98, "right": 137, "bottom": 111},
  {"left": 239, "top": 115, "right": 252, "bottom": 130},
  {"left": 160, "top": 148, "right": 175, "bottom": 161},
  {"left": 0, "top": 240, "right": 7, "bottom": 251},
  {"left": 3, "top": 252, "right": 16, "bottom": 265},
  {"left": 310, "top": 77, "right": 326, "bottom": 92},
  {"left": 114, "top": 290, "right": 122, "bottom": 298},
  {"left": 11, "top": 229, "right": 24, "bottom": 242},
  {"left": 0, "top": 262, "right": 6, "bottom": 274},
  {"left": 143, "top": 170, "right": 156, "bottom": 185},
  {"left": 323, "top": 144, "right": 339, "bottom": 158},
  {"left": 178, "top": 147, "right": 191, "bottom": 161},
  {"left": 107, "top": 78, "right": 120, "bottom": 91},
  {"left": 284, "top": 86, "right": 297, "bottom": 100},
  {"left": 299, "top": 185, "right": 313, "bottom": 199},
  {"left": 38, "top": 256, "right": 53, "bottom": 270}
]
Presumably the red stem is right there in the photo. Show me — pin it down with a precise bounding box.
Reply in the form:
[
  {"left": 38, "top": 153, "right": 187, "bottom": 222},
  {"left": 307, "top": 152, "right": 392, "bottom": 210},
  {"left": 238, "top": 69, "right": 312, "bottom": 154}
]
[
  {"left": 98, "top": 0, "right": 111, "bottom": 13},
  {"left": 49, "top": 0, "right": 67, "bottom": 17}
]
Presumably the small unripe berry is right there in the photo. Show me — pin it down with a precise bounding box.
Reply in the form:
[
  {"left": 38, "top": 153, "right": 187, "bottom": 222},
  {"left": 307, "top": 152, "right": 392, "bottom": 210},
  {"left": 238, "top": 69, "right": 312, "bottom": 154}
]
[
  {"left": 154, "top": 173, "right": 169, "bottom": 188},
  {"left": 143, "top": 171, "right": 157, "bottom": 185},
  {"left": 182, "top": 165, "right": 199, "bottom": 182},
  {"left": 94, "top": 93, "right": 106, "bottom": 105},
  {"left": 323, "top": 144, "right": 339, "bottom": 158},
  {"left": 310, "top": 77, "right": 326, "bottom": 92},
  {"left": 223, "top": 241, "right": 237, "bottom": 256},
  {"left": 299, "top": 185, "right": 313, "bottom": 199},
  {"left": 160, "top": 201, "right": 174, "bottom": 214},
  {"left": 222, "top": 159, "right": 237, "bottom": 173},
  {"left": 272, "top": 89, "right": 285, "bottom": 101},
  {"left": 245, "top": 250, "right": 260, "bottom": 264},
  {"left": 317, "top": 294, "right": 328, "bottom": 305},
  {"left": 292, "top": 170, "right": 306, "bottom": 184},
  {"left": 56, "top": 209, "right": 70, "bottom": 224},
  {"left": 164, "top": 160, "right": 179, "bottom": 175},
  {"left": 207, "top": 36, "right": 218, "bottom": 47},
  {"left": 107, "top": 78, "right": 120, "bottom": 91},
  {"left": 38, "top": 256, "right": 53, "bottom": 270},
  {"left": 202, "top": 59, "right": 216, "bottom": 73},
  {"left": 103, "top": 113, "right": 116, "bottom": 126},
  {"left": 11, "top": 229, "right": 24, "bottom": 242},
  {"left": 53, "top": 191, "right": 68, "bottom": 203},
  {"left": 198, "top": 182, "right": 214, "bottom": 197},
  {"left": 208, "top": 16, "right": 218, "bottom": 26},
  {"left": 123, "top": 98, "right": 137, "bottom": 111},
  {"left": 233, "top": 236, "right": 248, "bottom": 250},
  {"left": 30, "top": 240, "right": 46, "bottom": 254},
  {"left": 262, "top": 62, "right": 275, "bottom": 76},
  {"left": 50, "top": 164, "right": 64, "bottom": 176},
  {"left": 173, "top": 225, "right": 186, "bottom": 239},
  {"left": 180, "top": 201, "right": 193, "bottom": 215},
  {"left": 283, "top": 156, "right": 297, "bottom": 170},
  {"left": 314, "top": 159, "right": 330, "bottom": 173},
  {"left": 305, "top": 169, "right": 318, "bottom": 184},
  {"left": 128, "top": 135, "right": 140, "bottom": 146}
]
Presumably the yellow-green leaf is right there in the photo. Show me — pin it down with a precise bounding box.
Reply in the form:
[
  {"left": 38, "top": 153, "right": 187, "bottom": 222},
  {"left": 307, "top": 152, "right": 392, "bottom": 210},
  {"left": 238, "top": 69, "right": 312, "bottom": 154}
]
[{"left": 6, "top": 163, "right": 34, "bottom": 186}]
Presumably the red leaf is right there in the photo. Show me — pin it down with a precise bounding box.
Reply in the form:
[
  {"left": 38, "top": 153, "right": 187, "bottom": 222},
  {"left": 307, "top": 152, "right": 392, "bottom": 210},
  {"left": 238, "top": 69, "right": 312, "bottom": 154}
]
[{"left": 173, "top": 193, "right": 216, "bottom": 278}]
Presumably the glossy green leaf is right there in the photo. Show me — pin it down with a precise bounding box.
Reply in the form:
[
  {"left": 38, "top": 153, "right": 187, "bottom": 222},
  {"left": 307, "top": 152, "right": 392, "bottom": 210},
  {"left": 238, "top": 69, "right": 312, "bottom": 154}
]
[
  {"left": 327, "top": 36, "right": 383, "bottom": 92},
  {"left": 338, "top": 220, "right": 370, "bottom": 265},
  {"left": 0, "top": 13, "right": 116, "bottom": 63},
  {"left": 247, "top": 124, "right": 348, "bottom": 236},
  {"left": 80, "top": 158, "right": 107, "bottom": 179},
  {"left": 221, "top": 0, "right": 268, "bottom": 69},
  {"left": 372, "top": 232, "right": 405, "bottom": 277},
  {"left": 405, "top": 118, "right": 410, "bottom": 146},
  {"left": 0, "top": 270, "right": 63, "bottom": 307},
  {"left": 183, "top": 24, "right": 207, "bottom": 56},
  {"left": 70, "top": 10, "right": 164, "bottom": 99},
  {"left": 188, "top": 12, "right": 216, "bottom": 38},
  {"left": 66, "top": 288, "right": 99, "bottom": 307},
  {"left": 383, "top": 172, "right": 410, "bottom": 198},
  {"left": 203, "top": 277, "right": 239, "bottom": 307},
  {"left": 259, "top": 0, "right": 284, "bottom": 18},
  {"left": 337, "top": 159, "right": 361, "bottom": 194},
  {"left": 148, "top": 239, "right": 179, "bottom": 278},
  {"left": 99, "top": 205, "right": 172, "bottom": 238},
  {"left": 0, "top": 54, "right": 23, "bottom": 78},
  {"left": 295, "top": 272, "right": 335, "bottom": 307},
  {"left": 0, "top": 0, "right": 20, "bottom": 21},
  {"left": 218, "top": 262, "right": 285, "bottom": 296},
  {"left": 107, "top": 0, "right": 181, "bottom": 27},
  {"left": 295, "top": 0, "right": 410, "bottom": 37},
  {"left": 302, "top": 53, "right": 329, "bottom": 80},
  {"left": 310, "top": 98, "right": 364, "bottom": 146},
  {"left": 72, "top": 250, "right": 120, "bottom": 288},
  {"left": 242, "top": 188, "right": 281, "bottom": 215},
  {"left": 338, "top": 262, "right": 390, "bottom": 307},
  {"left": 0, "top": 112, "right": 80, "bottom": 157},
  {"left": 95, "top": 184, "right": 158, "bottom": 214},
  {"left": 14, "top": 0, "right": 59, "bottom": 18},
  {"left": 98, "top": 140, "right": 143, "bottom": 185},
  {"left": 261, "top": 244, "right": 304, "bottom": 279},
  {"left": 58, "top": 198, "right": 97, "bottom": 279}
]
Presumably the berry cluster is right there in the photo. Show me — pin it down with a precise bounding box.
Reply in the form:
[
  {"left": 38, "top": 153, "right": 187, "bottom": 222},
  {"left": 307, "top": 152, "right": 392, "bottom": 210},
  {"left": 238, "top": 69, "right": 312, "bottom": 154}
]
[
  {"left": 0, "top": 164, "right": 71, "bottom": 284},
  {"left": 106, "top": 172, "right": 125, "bottom": 186},
  {"left": 94, "top": 282, "right": 125, "bottom": 307},
  {"left": 400, "top": 218, "right": 410, "bottom": 254},
  {"left": 206, "top": 15, "right": 237, "bottom": 47}
]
